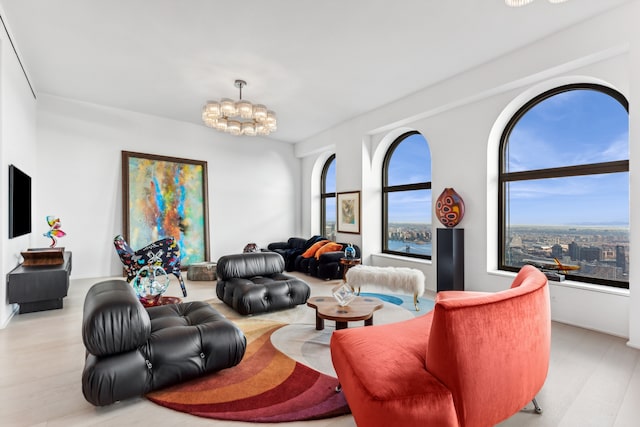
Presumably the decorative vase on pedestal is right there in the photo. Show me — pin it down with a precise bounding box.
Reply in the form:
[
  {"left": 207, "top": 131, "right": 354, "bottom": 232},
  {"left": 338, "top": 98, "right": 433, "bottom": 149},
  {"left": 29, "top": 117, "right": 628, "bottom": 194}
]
[
  {"left": 436, "top": 187, "right": 465, "bottom": 292},
  {"left": 435, "top": 187, "right": 465, "bottom": 228}
]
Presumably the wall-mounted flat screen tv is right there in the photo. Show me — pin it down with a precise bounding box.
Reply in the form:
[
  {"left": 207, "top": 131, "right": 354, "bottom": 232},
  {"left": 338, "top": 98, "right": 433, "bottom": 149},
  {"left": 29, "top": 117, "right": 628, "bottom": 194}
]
[{"left": 9, "top": 164, "right": 32, "bottom": 238}]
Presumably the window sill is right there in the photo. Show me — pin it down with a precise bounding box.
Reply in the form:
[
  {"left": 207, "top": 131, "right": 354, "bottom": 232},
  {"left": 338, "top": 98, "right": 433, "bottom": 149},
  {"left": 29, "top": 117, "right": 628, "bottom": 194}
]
[
  {"left": 372, "top": 252, "right": 432, "bottom": 265},
  {"left": 488, "top": 269, "right": 629, "bottom": 297}
]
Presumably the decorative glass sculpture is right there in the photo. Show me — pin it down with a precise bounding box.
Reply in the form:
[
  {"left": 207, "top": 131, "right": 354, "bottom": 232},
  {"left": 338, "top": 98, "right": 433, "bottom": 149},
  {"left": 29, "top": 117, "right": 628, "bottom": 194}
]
[
  {"left": 332, "top": 282, "right": 356, "bottom": 307},
  {"left": 132, "top": 265, "right": 170, "bottom": 306},
  {"left": 344, "top": 243, "right": 356, "bottom": 259},
  {"left": 435, "top": 187, "right": 465, "bottom": 228},
  {"left": 43, "top": 216, "right": 66, "bottom": 248}
]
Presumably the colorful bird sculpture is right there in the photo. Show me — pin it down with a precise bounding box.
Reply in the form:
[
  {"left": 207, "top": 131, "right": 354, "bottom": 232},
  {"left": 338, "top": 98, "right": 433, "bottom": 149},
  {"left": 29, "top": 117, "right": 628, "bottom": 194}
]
[{"left": 43, "top": 216, "right": 66, "bottom": 248}]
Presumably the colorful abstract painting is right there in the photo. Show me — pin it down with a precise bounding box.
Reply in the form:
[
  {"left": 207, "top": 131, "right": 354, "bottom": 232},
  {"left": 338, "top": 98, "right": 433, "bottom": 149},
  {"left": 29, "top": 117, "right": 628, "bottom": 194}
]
[{"left": 122, "top": 151, "right": 209, "bottom": 266}]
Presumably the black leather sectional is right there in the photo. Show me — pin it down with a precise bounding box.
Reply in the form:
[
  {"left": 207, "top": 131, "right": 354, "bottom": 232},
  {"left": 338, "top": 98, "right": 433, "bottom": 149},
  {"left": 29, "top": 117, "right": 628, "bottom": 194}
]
[
  {"left": 81, "top": 280, "right": 246, "bottom": 406},
  {"left": 268, "top": 236, "right": 361, "bottom": 280}
]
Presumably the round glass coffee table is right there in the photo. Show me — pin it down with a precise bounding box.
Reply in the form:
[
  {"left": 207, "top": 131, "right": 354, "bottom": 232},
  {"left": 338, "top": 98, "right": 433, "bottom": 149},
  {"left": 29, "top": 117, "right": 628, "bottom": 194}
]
[{"left": 307, "top": 295, "right": 383, "bottom": 330}]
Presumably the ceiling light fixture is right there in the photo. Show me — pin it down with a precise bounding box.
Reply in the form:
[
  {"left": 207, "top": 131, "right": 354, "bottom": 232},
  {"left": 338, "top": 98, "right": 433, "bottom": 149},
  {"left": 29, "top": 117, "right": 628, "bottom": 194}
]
[
  {"left": 202, "top": 80, "right": 277, "bottom": 136},
  {"left": 505, "top": 0, "right": 568, "bottom": 6}
]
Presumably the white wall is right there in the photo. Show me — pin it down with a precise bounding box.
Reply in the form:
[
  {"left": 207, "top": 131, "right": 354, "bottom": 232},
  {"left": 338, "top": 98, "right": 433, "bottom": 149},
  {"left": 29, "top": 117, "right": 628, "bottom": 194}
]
[
  {"left": 34, "top": 95, "right": 301, "bottom": 280},
  {"left": 297, "top": 1, "right": 640, "bottom": 344},
  {"left": 0, "top": 19, "right": 38, "bottom": 327},
  {"left": 3, "top": 1, "right": 640, "bottom": 345}
]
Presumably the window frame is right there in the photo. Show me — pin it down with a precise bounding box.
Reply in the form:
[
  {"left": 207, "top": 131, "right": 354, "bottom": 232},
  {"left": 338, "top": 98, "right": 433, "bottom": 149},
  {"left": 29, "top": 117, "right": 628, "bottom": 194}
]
[
  {"left": 320, "top": 154, "right": 336, "bottom": 237},
  {"left": 498, "top": 83, "right": 629, "bottom": 288},
  {"left": 382, "top": 131, "right": 432, "bottom": 260}
]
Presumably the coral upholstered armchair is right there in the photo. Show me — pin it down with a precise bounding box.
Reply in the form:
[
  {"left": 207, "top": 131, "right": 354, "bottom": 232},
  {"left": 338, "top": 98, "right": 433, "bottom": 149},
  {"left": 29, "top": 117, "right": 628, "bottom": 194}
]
[{"left": 330, "top": 265, "right": 550, "bottom": 427}]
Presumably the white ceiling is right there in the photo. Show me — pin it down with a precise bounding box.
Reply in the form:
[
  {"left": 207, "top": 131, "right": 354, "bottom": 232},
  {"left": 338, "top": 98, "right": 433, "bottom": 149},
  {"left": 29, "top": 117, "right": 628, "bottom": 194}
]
[{"left": 0, "top": 0, "right": 631, "bottom": 143}]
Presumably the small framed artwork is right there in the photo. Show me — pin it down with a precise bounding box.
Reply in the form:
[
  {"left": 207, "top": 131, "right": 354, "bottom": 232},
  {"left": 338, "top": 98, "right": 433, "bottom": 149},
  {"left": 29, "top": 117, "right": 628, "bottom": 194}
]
[
  {"left": 122, "top": 151, "right": 210, "bottom": 266},
  {"left": 337, "top": 191, "right": 360, "bottom": 234}
]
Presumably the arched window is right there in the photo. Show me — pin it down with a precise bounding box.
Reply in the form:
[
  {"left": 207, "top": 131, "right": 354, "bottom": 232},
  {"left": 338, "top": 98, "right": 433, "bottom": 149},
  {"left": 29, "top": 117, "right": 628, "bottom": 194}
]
[
  {"left": 499, "top": 84, "right": 629, "bottom": 288},
  {"left": 382, "top": 131, "right": 432, "bottom": 259},
  {"left": 321, "top": 154, "right": 336, "bottom": 241}
]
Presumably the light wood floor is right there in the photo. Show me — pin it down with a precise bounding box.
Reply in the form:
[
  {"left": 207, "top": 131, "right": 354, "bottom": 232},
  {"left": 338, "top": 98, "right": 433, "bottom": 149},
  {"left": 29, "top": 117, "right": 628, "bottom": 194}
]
[{"left": 1, "top": 273, "right": 639, "bottom": 427}]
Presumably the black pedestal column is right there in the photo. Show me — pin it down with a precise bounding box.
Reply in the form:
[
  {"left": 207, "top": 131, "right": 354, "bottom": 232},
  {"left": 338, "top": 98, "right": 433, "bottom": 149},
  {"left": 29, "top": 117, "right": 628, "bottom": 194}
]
[{"left": 436, "top": 228, "right": 464, "bottom": 292}]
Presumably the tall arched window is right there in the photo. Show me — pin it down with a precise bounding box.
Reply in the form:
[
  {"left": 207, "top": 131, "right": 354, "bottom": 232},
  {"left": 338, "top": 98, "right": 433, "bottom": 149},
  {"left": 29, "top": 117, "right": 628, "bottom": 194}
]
[
  {"left": 321, "top": 154, "right": 336, "bottom": 240},
  {"left": 499, "top": 84, "right": 629, "bottom": 288},
  {"left": 382, "top": 131, "right": 432, "bottom": 259}
]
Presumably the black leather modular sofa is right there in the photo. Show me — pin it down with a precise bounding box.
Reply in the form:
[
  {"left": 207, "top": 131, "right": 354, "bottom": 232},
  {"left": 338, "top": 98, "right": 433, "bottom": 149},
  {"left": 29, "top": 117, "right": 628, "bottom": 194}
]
[
  {"left": 267, "top": 236, "right": 361, "bottom": 280},
  {"left": 82, "top": 280, "right": 246, "bottom": 406},
  {"left": 216, "top": 252, "right": 310, "bottom": 315}
]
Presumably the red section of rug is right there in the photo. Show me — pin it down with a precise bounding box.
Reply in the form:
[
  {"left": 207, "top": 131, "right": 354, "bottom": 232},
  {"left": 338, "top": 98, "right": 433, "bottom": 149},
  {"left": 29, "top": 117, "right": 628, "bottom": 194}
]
[{"left": 146, "top": 321, "right": 350, "bottom": 422}]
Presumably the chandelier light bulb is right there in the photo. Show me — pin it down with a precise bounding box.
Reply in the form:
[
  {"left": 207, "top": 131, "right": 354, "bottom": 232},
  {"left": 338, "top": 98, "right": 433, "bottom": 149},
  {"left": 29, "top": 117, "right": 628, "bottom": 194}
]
[
  {"left": 202, "top": 80, "right": 277, "bottom": 136},
  {"left": 506, "top": 0, "right": 569, "bottom": 6},
  {"left": 227, "top": 120, "right": 242, "bottom": 136},
  {"left": 215, "top": 117, "right": 227, "bottom": 131},
  {"left": 253, "top": 104, "right": 268, "bottom": 121},
  {"left": 242, "top": 122, "right": 256, "bottom": 136},
  {"left": 257, "top": 123, "right": 270, "bottom": 136},
  {"left": 265, "top": 110, "right": 277, "bottom": 124},
  {"left": 220, "top": 98, "right": 236, "bottom": 116},
  {"left": 237, "top": 100, "right": 253, "bottom": 119},
  {"left": 505, "top": 0, "right": 534, "bottom": 6},
  {"left": 204, "top": 101, "right": 221, "bottom": 118}
]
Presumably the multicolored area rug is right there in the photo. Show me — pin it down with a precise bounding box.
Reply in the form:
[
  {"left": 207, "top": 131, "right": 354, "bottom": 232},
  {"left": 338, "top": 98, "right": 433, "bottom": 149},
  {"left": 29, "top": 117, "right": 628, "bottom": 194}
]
[
  {"left": 358, "top": 292, "right": 435, "bottom": 314},
  {"left": 146, "top": 319, "right": 350, "bottom": 423}
]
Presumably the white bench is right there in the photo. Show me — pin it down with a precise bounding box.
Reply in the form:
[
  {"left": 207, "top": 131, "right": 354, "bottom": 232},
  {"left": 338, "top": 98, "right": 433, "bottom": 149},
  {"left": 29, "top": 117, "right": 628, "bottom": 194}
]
[{"left": 345, "top": 265, "right": 425, "bottom": 311}]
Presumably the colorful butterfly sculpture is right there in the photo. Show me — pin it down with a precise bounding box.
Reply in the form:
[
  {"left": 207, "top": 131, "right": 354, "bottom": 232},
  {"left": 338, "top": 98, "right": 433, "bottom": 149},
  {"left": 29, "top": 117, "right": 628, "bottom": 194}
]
[{"left": 43, "top": 216, "right": 66, "bottom": 248}]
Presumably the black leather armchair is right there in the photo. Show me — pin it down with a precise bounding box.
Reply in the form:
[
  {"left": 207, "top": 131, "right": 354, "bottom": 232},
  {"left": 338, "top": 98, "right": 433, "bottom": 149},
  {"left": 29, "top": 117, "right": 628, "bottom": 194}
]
[
  {"left": 81, "top": 280, "right": 246, "bottom": 406},
  {"left": 216, "top": 252, "right": 310, "bottom": 315}
]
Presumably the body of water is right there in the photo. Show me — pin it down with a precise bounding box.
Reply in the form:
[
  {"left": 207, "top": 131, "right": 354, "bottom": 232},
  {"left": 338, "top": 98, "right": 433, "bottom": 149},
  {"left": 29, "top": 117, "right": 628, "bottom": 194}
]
[{"left": 388, "top": 239, "right": 432, "bottom": 256}]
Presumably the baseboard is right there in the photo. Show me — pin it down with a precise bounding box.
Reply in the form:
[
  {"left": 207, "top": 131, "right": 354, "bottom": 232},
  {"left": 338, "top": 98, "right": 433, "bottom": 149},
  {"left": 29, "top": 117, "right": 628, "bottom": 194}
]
[
  {"left": 0, "top": 303, "right": 19, "bottom": 329},
  {"left": 626, "top": 340, "right": 640, "bottom": 350}
]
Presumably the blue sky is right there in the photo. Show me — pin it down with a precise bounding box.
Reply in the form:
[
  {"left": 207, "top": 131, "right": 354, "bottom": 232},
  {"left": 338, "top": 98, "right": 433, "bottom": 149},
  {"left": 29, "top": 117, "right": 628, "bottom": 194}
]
[
  {"left": 507, "top": 90, "right": 628, "bottom": 170},
  {"left": 387, "top": 133, "right": 432, "bottom": 223},
  {"left": 326, "top": 133, "right": 433, "bottom": 224},
  {"left": 324, "top": 159, "right": 337, "bottom": 222},
  {"left": 506, "top": 89, "right": 629, "bottom": 226},
  {"left": 324, "top": 159, "right": 336, "bottom": 194},
  {"left": 387, "top": 133, "right": 431, "bottom": 186},
  {"left": 326, "top": 89, "right": 628, "bottom": 227}
]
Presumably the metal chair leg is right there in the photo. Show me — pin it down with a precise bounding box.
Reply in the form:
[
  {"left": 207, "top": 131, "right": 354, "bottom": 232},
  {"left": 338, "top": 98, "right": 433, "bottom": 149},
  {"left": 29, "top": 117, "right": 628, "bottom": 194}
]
[{"left": 532, "top": 397, "right": 543, "bottom": 414}]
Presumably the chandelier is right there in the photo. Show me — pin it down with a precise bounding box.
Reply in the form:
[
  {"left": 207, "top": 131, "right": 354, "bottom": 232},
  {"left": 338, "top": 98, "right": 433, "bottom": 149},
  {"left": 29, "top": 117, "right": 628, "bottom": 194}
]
[
  {"left": 505, "top": 0, "right": 568, "bottom": 6},
  {"left": 202, "top": 80, "right": 277, "bottom": 136}
]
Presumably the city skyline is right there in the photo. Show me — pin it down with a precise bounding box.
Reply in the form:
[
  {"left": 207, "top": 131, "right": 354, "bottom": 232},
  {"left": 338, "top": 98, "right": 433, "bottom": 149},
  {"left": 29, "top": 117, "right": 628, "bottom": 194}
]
[{"left": 505, "top": 224, "right": 628, "bottom": 284}]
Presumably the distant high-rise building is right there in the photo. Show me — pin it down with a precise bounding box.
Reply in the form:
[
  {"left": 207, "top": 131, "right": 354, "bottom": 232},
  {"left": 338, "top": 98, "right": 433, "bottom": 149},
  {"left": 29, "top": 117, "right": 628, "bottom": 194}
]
[
  {"left": 509, "top": 235, "right": 523, "bottom": 248},
  {"left": 580, "top": 246, "right": 601, "bottom": 262},
  {"left": 551, "top": 244, "right": 563, "bottom": 258},
  {"left": 568, "top": 241, "right": 579, "bottom": 260},
  {"left": 616, "top": 245, "right": 628, "bottom": 273}
]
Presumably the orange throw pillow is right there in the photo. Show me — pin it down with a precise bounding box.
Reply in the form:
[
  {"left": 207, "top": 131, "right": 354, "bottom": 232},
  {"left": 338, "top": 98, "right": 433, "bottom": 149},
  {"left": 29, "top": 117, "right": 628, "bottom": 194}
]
[
  {"left": 301, "top": 240, "right": 329, "bottom": 258},
  {"left": 315, "top": 242, "right": 343, "bottom": 259}
]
